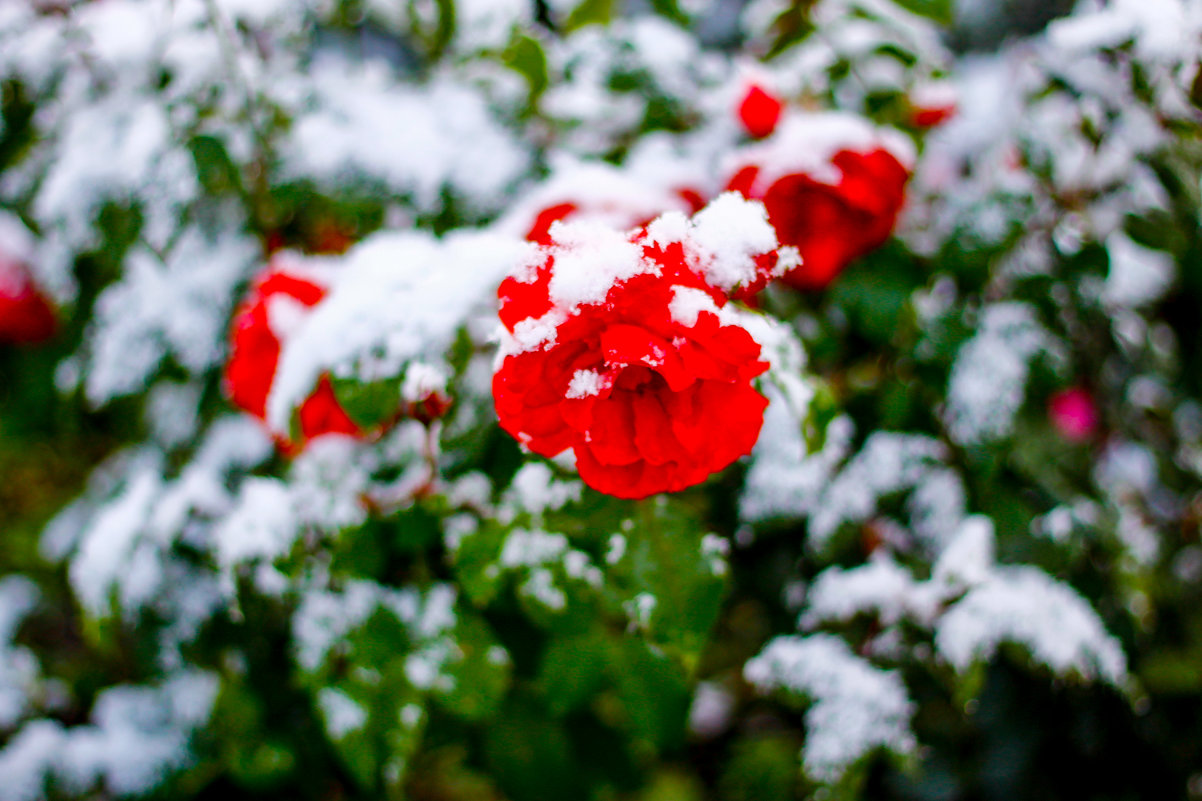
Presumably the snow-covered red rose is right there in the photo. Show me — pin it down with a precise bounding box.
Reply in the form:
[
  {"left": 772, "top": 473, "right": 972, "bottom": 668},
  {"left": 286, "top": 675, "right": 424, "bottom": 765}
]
[
  {"left": 493, "top": 194, "right": 793, "bottom": 499},
  {"left": 908, "top": 80, "right": 958, "bottom": 129},
  {"left": 725, "top": 111, "right": 913, "bottom": 290},
  {"left": 224, "top": 255, "right": 360, "bottom": 451},
  {"left": 0, "top": 213, "right": 56, "bottom": 345}
]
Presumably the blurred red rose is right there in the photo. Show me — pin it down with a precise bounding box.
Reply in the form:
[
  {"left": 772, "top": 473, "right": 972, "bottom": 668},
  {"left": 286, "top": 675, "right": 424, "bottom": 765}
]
[
  {"left": 0, "top": 264, "right": 57, "bottom": 345},
  {"left": 493, "top": 196, "right": 780, "bottom": 499},
  {"left": 908, "top": 80, "right": 958, "bottom": 129},
  {"left": 737, "top": 84, "right": 784, "bottom": 139},
  {"left": 224, "top": 258, "right": 360, "bottom": 451},
  {"left": 725, "top": 112, "right": 912, "bottom": 290},
  {"left": 0, "top": 220, "right": 56, "bottom": 345}
]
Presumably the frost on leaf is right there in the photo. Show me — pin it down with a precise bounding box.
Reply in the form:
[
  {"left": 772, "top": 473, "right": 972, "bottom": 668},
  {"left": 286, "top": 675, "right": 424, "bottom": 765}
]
[
  {"left": 745, "top": 634, "right": 917, "bottom": 784},
  {"left": 279, "top": 60, "right": 530, "bottom": 217},
  {"left": 82, "top": 225, "right": 259, "bottom": 404},
  {"left": 943, "top": 302, "right": 1062, "bottom": 446},
  {"left": 798, "top": 516, "right": 1127, "bottom": 697},
  {"left": 935, "top": 565, "right": 1128, "bottom": 685},
  {"left": 292, "top": 579, "right": 508, "bottom": 790},
  {"left": 0, "top": 671, "right": 218, "bottom": 801},
  {"left": 740, "top": 404, "right": 853, "bottom": 524},
  {"left": 60, "top": 417, "right": 273, "bottom": 622},
  {"left": 0, "top": 577, "right": 40, "bottom": 730},
  {"left": 807, "top": 431, "right": 948, "bottom": 550},
  {"left": 800, "top": 553, "right": 938, "bottom": 630}
]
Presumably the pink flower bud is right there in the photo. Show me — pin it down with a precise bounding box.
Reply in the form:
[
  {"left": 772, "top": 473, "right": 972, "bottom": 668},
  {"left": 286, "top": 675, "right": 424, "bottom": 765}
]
[{"left": 1048, "top": 387, "right": 1098, "bottom": 442}]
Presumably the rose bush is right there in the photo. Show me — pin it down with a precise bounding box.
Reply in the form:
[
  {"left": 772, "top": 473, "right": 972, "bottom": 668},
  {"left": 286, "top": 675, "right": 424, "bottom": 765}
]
[{"left": 1, "top": 1, "right": 1200, "bottom": 800}]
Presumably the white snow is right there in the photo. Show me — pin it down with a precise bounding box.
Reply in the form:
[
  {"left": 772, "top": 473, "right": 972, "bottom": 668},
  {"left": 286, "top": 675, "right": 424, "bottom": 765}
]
[
  {"left": 293, "top": 581, "right": 459, "bottom": 679},
  {"left": 288, "top": 436, "right": 372, "bottom": 532},
  {"left": 280, "top": 58, "right": 529, "bottom": 216},
  {"left": 0, "top": 211, "right": 35, "bottom": 268},
  {"left": 688, "top": 681, "right": 735, "bottom": 738},
  {"left": 935, "top": 566, "right": 1128, "bottom": 685},
  {"left": 565, "top": 369, "right": 606, "bottom": 399},
  {"left": 807, "top": 432, "right": 947, "bottom": 549},
  {"left": 668, "top": 286, "right": 720, "bottom": 328},
  {"left": 943, "top": 303, "right": 1061, "bottom": 446},
  {"left": 544, "top": 221, "right": 649, "bottom": 310},
  {"left": 0, "top": 577, "right": 40, "bottom": 730},
  {"left": 68, "top": 456, "right": 165, "bottom": 618},
  {"left": 266, "top": 229, "right": 528, "bottom": 433},
  {"left": 1102, "top": 231, "right": 1176, "bottom": 308},
  {"left": 211, "top": 478, "right": 298, "bottom": 595},
  {"left": 801, "top": 553, "right": 938, "bottom": 629},
  {"left": 82, "top": 225, "right": 259, "bottom": 404},
  {"left": 505, "top": 464, "right": 582, "bottom": 518},
  {"left": 740, "top": 405, "right": 853, "bottom": 524},
  {"left": 317, "top": 687, "right": 368, "bottom": 739},
  {"left": 1048, "top": 0, "right": 1193, "bottom": 61},
  {"left": 0, "top": 672, "right": 218, "bottom": 801},
  {"left": 654, "top": 193, "right": 782, "bottom": 294},
  {"left": 745, "top": 634, "right": 917, "bottom": 782},
  {"left": 499, "top": 529, "right": 569, "bottom": 568}
]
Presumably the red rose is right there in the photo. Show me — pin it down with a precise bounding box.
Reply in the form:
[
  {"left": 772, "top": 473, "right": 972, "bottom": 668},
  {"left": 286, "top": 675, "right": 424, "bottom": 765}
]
[
  {"left": 493, "top": 195, "right": 783, "bottom": 499},
  {"left": 0, "top": 218, "right": 56, "bottom": 345},
  {"left": 910, "top": 104, "right": 956, "bottom": 129},
  {"left": 224, "top": 257, "right": 360, "bottom": 451},
  {"left": 725, "top": 112, "right": 913, "bottom": 290},
  {"left": 737, "top": 84, "right": 784, "bottom": 139}
]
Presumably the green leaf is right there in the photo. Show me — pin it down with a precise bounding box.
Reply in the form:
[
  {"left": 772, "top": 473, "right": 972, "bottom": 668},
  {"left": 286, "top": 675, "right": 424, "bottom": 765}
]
[
  {"left": 447, "top": 519, "right": 508, "bottom": 607},
  {"left": 647, "top": 0, "right": 688, "bottom": 25},
  {"left": 211, "top": 678, "right": 297, "bottom": 789},
  {"left": 435, "top": 612, "right": 512, "bottom": 721},
  {"left": 890, "top": 0, "right": 953, "bottom": 27},
  {"left": 564, "top": 0, "right": 615, "bottom": 32},
  {"left": 717, "top": 734, "right": 804, "bottom": 801},
  {"left": 484, "top": 695, "right": 586, "bottom": 801},
  {"left": 603, "top": 499, "right": 730, "bottom": 672},
  {"left": 189, "top": 135, "right": 243, "bottom": 196},
  {"left": 828, "top": 248, "right": 921, "bottom": 347},
  {"left": 296, "top": 588, "right": 443, "bottom": 796},
  {"left": 606, "top": 637, "right": 691, "bottom": 751},
  {"left": 406, "top": 0, "right": 456, "bottom": 61},
  {"left": 504, "top": 34, "right": 548, "bottom": 102},
  {"left": 537, "top": 632, "right": 610, "bottom": 715},
  {"left": 803, "top": 380, "right": 841, "bottom": 451},
  {"left": 330, "top": 374, "right": 403, "bottom": 431}
]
